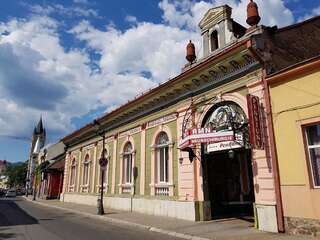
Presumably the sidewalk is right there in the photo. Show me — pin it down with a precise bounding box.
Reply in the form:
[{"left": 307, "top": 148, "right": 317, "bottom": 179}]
[{"left": 23, "top": 196, "right": 313, "bottom": 240}]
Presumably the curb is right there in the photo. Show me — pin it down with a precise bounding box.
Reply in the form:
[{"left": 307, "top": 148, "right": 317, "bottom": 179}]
[{"left": 22, "top": 197, "right": 211, "bottom": 240}]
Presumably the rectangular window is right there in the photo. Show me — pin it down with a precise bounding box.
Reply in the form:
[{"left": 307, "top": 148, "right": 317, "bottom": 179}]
[
  {"left": 305, "top": 124, "right": 320, "bottom": 187},
  {"left": 158, "top": 147, "right": 169, "bottom": 183},
  {"left": 70, "top": 167, "right": 75, "bottom": 185},
  {"left": 124, "top": 154, "right": 132, "bottom": 183},
  {"left": 83, "top": 164, "right": 89, "bottom": 185}
]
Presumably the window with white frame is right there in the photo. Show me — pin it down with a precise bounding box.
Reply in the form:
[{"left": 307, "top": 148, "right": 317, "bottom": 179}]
[
  {"left": 123, "top": 142, "right": 133, "bottom": 184},
  {"left": 83, "top": 154, "right": 90, "bottom": 185},
  {"left": 70, "top": 158, "right": 76, "bottom": 185},
  {"left": 156, "top": 132, "right": 169, "bottom": 183},
  {"left": 305, "top": 124, "right": 320, "bottom": 187}
]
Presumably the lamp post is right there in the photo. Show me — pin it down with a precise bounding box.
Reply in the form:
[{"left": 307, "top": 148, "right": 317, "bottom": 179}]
[
  {"left": 94, "top": 120, "right": 108, "bottom": 215},
  {"left": 25, "top": 179, "right": 30, "bottom": 197},
  {"left": 32, "top": 173, "right": 37, "bottom": 201}
]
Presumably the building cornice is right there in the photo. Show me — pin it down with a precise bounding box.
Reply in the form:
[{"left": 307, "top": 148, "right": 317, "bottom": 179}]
[{"left": 62, "top": 38, "right": 262, "bottom": 147}]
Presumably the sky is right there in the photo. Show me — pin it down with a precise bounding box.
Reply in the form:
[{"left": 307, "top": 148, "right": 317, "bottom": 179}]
[{"left": 0, "top": 0, "right": 319, "bottom": 162}]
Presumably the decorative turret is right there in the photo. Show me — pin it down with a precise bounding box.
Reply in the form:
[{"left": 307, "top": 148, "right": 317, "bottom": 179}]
[
  {"left": 198, "top": 5, "right": 246, "bottom": 59},
  {"left": 246, "top": 0, "right": 261, "bottom": 27},
  {"left": 186, "top": 40, "right": 196, "bottom": 64}
]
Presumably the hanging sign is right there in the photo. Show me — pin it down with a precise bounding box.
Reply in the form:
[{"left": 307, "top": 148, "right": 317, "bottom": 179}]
[
  {"left": 179, "top": 127, "right": 234, "bottom": 149},
  {"left": 247, "top": 94, "right": 264, "bottom": 149},
  {"left": 207, "top": 133, "right": 243, "bottom": 152}
]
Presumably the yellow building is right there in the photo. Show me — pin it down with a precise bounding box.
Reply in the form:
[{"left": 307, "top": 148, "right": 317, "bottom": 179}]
[{"left": 268, "top": 56, "right": 320, "bottom": 236}]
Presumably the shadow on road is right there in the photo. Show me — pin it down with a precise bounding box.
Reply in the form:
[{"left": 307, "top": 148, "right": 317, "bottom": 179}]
[
  {"left": 0, "top": 228, "right": 16, "bottom": 239},
  {"left": 0, "top": 199, "right": 38, "bottom": 227}
]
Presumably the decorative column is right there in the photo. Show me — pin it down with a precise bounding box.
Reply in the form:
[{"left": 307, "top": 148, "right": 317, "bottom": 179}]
[
  {"left": 91, "top": 143, "right": 98, "bottom": 194},
  {"left": 76, "top": 148, "right": 82, "bottom": 193},
  {"left": 111, "top": 136, "right": 117, "bottom": 194},
  {"left": 118, "top": 152, "right": 123, "bottom": 194},
  {"left": 61, "top": 152, "right": 70, "bottom": 200},
  {"left": 140, "top": 128, "right": 146, "bottom": 195},
  {"left": 150, "top": 146, "right": 156, "bottom": 196}
]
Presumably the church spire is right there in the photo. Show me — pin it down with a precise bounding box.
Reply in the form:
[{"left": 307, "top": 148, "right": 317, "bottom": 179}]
[{"left": 35, "top": 115, "right": 45, "bottom": 135}]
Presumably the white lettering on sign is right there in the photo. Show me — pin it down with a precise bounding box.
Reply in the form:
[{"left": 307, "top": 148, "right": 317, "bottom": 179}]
[
  {"left": 147, "top": 113, "right": 177, "bottom": 128},
  {"left": 179, "top": 129, "right": 234, "bottom": 149},
  {"left": 119, "top": 126, "right": 142, "bottom": 138},
  {"left": 207, "top": 133, "right": 244, "bottom": 152}
]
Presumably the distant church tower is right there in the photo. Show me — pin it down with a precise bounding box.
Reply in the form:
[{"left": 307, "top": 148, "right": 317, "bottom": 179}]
[{"left": 26, "top": 117, "right": 46, "bottom": 193}]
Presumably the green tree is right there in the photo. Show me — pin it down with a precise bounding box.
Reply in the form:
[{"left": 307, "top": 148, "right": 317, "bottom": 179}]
[{"left": 5, "top": 161, "right": 28, "bottom": 188}]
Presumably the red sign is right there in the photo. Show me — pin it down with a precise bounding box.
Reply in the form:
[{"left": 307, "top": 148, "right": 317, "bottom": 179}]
[
  {"left": 179, "top": 128, "right": 234, "bottom": 149},
  {"left": 247, "top": 94, "right": 264, "bottom": 149}
]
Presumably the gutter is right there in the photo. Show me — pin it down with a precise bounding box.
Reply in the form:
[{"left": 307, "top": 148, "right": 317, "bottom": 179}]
[{"left": 247, "top": 39, "right": 285, "bottom": 232}]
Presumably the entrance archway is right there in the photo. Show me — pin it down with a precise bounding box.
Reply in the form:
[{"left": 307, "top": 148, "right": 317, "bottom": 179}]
[{"left": 201, "top": 101, "right": 255, "bottom": 219}]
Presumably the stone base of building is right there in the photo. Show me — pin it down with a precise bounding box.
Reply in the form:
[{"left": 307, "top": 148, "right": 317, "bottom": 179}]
[
  {"left": 62, "top": 193, "right": 198, "bottom": 221},
  {"left": 256, "top": 204, "right": 278, "bottom": 233},
  {"left": 285, "top": 216, "right": 320, "bottom": 237}
]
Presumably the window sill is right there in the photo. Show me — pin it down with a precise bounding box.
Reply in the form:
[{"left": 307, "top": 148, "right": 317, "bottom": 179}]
[
  {"left": 118, "top": 183, "right": 134, "bottom": 187},
  {"left": 150, "top": 183, "right": 174, "bottom": 187}
]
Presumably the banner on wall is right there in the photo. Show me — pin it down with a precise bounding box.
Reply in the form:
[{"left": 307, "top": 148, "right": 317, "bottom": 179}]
[
  {"left": 247, "top": 94, "right": 264, "bottom": 150},
  {"left": 179, "top": 127, "right": 235, "bottom": 149}
]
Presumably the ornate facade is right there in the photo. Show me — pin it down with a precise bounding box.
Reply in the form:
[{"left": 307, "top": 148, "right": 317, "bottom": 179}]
[{"left": 60, "top": 2, "right": 320, "bottom": 235}]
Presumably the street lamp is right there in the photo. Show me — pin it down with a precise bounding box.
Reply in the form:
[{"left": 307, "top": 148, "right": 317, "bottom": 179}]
[
  {"left": 25, "top": 178, "right": 30, "bottom": 197},
  {"left": 93, "top": 120, "right": 108, "bottom": 215}
]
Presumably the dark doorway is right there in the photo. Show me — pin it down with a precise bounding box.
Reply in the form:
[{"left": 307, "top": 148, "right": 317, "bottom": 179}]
[{"left": 204, "top": 148, "right": 255, "bottom": 219}]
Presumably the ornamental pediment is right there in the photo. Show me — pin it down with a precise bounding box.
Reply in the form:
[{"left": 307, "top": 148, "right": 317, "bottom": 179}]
[{"left": 199, "top": 5, "right": 231, "bottom": 30}]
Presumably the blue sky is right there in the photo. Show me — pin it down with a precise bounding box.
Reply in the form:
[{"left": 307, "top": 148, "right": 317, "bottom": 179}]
[{"left": 0, "top": 0, "right": 319, "bottom": 162}]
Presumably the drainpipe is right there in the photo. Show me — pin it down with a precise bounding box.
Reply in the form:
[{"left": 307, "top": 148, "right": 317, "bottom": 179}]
[{"left": 247, "top": 40, "right": 285, "bottom": 232}]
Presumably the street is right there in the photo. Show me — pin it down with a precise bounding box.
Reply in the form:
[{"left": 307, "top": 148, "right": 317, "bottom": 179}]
[{"left": 0, "top": 197, "right": 179, "bottom": 240}]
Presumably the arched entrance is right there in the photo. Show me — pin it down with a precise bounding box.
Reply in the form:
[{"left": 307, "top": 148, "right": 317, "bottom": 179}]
[{"left": 201, "top": 101, "right": 255, "bottom": 219}]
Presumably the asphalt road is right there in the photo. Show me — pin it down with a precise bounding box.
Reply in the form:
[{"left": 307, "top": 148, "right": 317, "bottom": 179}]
[{"left": 0, "top": 197, "right": 179, "bottom": 240}]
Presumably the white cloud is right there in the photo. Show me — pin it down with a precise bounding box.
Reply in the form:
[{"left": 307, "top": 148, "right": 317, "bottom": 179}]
[
  {"left": 125, "top": 15, "right": 138, "bottom": 24},
  {"left": 159, "top": 0, "right": 294, "bottom": 30},
  {"left": 0, "top": 15, "right": 158, "bottom": 140},
  {"left": 73, "top": 0, "right": 90, "bottom": 4},
  {"left": 29, "top": 3, "right": 100, "bottom": 18}
]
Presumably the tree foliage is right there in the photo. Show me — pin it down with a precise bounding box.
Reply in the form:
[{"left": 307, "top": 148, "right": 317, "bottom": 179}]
[{"left": 4, "top": 161, "right": 28, "bottom": 188}]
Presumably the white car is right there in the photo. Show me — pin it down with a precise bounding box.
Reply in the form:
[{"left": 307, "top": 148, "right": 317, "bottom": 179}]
[{"left": 5, "top": 189, "right": 16, "bottom": 197}]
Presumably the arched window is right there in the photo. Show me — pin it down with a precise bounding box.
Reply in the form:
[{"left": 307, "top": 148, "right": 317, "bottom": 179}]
[
  {"left": 70, "top": 158, "right": 76, "bottom": 186},
  {"left": 210, "top": 30, "right": 219, "bottom": 52},
  {"left": 83, "top": 154, "right": 90, "bottom": 185},
  {"left": 123, "top": 142, "right": 133, "bottom": 184},
  {"left": 156, "top": 132, "right": 169, "bottom": 183}
]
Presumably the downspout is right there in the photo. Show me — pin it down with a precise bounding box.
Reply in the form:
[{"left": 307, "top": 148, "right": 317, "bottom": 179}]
[{"left": 247, "top": 40, "right": 285, "bottom": 232}]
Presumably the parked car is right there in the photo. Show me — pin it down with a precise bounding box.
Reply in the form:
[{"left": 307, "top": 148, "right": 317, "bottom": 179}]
[
  {"left": 17, "top": 188, "right": 26, "bottom": 196},
  {"left": 5, "top": 189, "right": 16, "bottom": 198}
]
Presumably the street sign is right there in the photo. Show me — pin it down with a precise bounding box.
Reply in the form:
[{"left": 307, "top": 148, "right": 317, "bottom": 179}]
[{"left": 99, "top": 157, "right": 108, "bottom": 170}]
